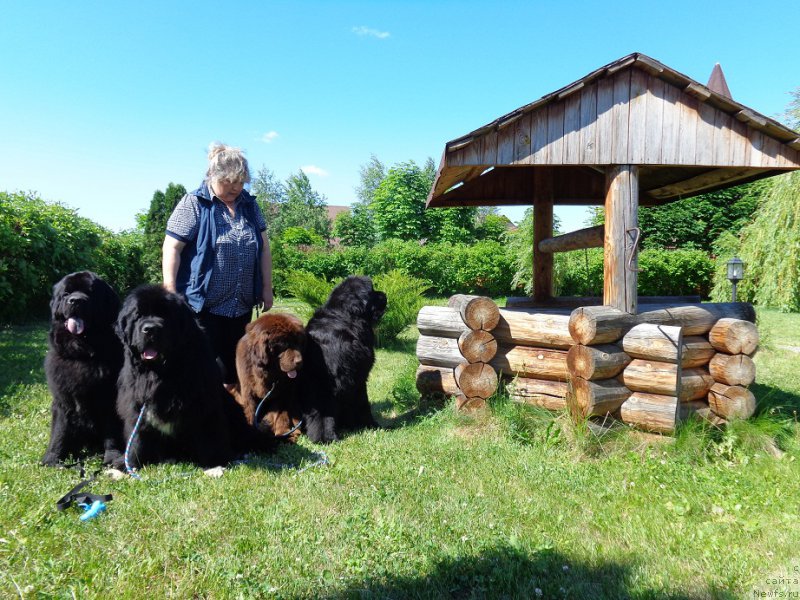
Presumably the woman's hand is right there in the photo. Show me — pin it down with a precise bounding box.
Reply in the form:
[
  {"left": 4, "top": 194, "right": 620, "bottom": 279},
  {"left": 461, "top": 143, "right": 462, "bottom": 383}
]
[{"left": 261, "top": 285, "right": 274, "bottom": 312}]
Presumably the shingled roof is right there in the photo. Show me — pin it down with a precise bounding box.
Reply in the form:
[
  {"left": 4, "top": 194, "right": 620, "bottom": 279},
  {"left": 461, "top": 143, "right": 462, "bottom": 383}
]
[{"left": 427, "top": 53, "right": 800, "bottom": 209}]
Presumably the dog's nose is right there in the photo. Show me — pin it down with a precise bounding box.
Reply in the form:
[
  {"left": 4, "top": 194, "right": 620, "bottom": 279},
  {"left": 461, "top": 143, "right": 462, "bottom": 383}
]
[{"left": 141, "top": 323, "right": 155, "bottom": 334}]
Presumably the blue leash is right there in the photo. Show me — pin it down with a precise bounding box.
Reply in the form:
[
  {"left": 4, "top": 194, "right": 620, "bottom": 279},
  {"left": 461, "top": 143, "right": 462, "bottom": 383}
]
[{"left": 124, "top": 404, "right": 146, "bottom": 479}]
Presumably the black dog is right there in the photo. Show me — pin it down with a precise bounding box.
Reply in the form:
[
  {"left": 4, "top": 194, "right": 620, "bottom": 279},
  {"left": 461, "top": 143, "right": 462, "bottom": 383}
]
[
  {"left": 42, "top": 271, "right": 124, "bottom": 466},
  {"left": 114, "top": 285, "right": 271, "bottom": 468},
  {"left": 301, "top": 276, "right": 387, "bottom": 443}
]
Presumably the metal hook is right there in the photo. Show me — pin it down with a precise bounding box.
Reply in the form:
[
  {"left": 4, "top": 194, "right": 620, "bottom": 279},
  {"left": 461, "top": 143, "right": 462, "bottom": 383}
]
[{"left": 626, "top": 227, "right": 641, "bottom": 272}]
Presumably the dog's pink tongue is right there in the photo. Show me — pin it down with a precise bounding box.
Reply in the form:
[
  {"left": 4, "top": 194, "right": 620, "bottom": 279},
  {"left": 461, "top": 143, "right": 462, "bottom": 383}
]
[
  {"left": 142, "top": 348, "right": 159, "bottom": 361},
  {"left": 287, "top": 370, "right": 297, "bottom": 379},
  {"left": 66, "top": 317, "right": 84, "bottom": 335}
]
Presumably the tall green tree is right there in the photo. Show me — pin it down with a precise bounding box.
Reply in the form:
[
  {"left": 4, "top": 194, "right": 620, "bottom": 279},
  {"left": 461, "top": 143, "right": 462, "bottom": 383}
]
[
  {"left": 332, "top": 205, "right": 375, "bottom": 247},
  {"left": 355, "top": 154, "right": 386, "bottom": 205},
  {"left": 250, "top": 166, "right": 286, "bottom": 236},
  {"left": 371, "top": 161, "right": 430, "bottom": 241},
  {"left": 587, "top": 182, "right": 764, "bottom": 252},
  {"left": 140, "top": 182, "right": 186, "bottom": 283},
  {"left": 371, "top": 158, "right": 477, "bottom": 243},
  {"left": 710, "top": 171, "right": 800, "bottom": 311},
  {"left": 270, "top": 170, "right": 331, "bottom": 240}
]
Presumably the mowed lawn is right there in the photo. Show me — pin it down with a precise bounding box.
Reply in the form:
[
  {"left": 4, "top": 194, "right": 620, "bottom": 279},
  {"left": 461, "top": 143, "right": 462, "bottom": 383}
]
[{"left": 1, "top": 305, "right": 799, "bottom": 599}]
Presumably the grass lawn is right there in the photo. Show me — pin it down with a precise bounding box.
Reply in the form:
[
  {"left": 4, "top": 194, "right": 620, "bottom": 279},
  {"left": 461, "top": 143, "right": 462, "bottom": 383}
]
[{"left": 1, "top": 304, "right": 799, "bottom": 599}]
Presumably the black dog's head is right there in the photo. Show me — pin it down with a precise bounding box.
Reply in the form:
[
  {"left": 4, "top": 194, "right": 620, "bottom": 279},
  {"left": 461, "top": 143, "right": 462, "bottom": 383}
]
[
  {"left": 116, "top": 285, "right": 200, "bottom": 368},
  {"left": 325, "top": 276, "right": 387, "bottom": 325},
  {"left": 50, "top": 271, "right": 120, "bottom": 341}
]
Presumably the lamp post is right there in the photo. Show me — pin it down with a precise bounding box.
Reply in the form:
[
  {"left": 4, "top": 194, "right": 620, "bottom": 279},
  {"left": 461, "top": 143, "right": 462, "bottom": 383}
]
[{"left": 726, "top": 257, "right": 744, "bottom": 302}]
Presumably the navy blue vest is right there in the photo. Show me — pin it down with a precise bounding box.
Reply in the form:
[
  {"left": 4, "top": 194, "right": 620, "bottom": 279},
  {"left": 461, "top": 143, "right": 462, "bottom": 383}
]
[{"left": 173, "top": 182, "right": 264, "bottom": 312}]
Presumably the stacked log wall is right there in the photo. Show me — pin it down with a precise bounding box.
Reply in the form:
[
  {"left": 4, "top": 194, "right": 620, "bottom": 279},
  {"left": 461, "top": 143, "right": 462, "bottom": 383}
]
[
  {"left": 565, "top": 303, "right": 758, "bottom": 434},
  {"left": 416, "top": 296, "right": 502, "bottom": 410},
  {"left": 417, "top": 298, "right": 758, "bottom": 430}
]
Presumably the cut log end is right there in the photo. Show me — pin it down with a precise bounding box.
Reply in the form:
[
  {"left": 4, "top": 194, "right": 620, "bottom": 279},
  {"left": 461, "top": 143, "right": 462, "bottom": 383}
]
[
  {"left": 708, "top": 318, "right": 759, "bottom": 355},
  {"left": 448, "top": 295, "right": 500, "bottom": 331},
  {"left": 708, "top": 382, "right": 756, "bottom": 419}
]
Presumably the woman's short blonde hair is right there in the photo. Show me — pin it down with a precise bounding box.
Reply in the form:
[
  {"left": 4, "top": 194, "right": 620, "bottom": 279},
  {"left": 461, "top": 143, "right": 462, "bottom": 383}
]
[{"left": 206, "top": 142, "right": 251, "bottom": 184}]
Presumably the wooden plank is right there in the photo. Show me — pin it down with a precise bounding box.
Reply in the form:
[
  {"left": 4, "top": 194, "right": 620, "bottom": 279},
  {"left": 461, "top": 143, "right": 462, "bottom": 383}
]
[
  {"left": 644, "top": 75, "right": 665, "bottom": 164},
  {"left": 497, "top": 118, "right": 516, "bottom": 165},
  {"left": 596, "top": 77, "right": 614, "bottom": 164},
  {"left": 661, "top": 83, "right": 681, "bottom": 164},
  {"left": 538, "top": 225, "right": 604, "bottom": 253},
  {"left": 463, "top": 133, "right": 484, "bottom": 166},
  {"left": 579, "top": 82, "right": 598, "bottom": 163},
  {"left": 678, "top": 94, "right": 698, "bottom": 165},
  {"left": 611, "top": 69, "right": 631, "bottom": 164},
  {"left": 695, "top": 100, "right": 716, "bottom": 165},
  {"left": 547, "top": 101, "right": 565, "bottom": 164},
  {"left": 729, "top": 117, "right": 748, "bottom": 165},
  {"left": 533, "top": 169, "right": 554, "bottom": 303},
  {"left": 563, "top": 92, "right": 582, "bottom": 164},
  {"left": 760, "top": 135, "right": 781, "bottom": 168},
  {"left": 713, "top": 110, "right": 733, "bottom": 166},
  {"left": 480, "top": 129, "right": 499, "bottom": 165},
  {"left": 531, "top": 109, "right": 549, "bottom": 164},
  {"left": 627, "top": 68, "right": 648, "bottom": 163},
  {"left": 647, "top": 166, "right": 772, "bottom": 201},
  {"left": 604, "top": 165, "right": 639, "bottom": 314},
  {"left": 513, "top": 112, "right": 532, "bottom": 165}
]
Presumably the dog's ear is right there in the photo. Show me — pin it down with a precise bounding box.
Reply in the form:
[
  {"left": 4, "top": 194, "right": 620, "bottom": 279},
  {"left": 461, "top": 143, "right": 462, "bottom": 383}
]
[
  {"left": 93, "top": 276, "right": 121, "bottom": 326},
  {"left": 252, "top": 327, "right": 270, "bottom": 367},
  {"left": 115, "top": 299, "right": 134, "bottom": 344},
  {"left": 50, "top": 277, "right": 66, "bottom": 318}
]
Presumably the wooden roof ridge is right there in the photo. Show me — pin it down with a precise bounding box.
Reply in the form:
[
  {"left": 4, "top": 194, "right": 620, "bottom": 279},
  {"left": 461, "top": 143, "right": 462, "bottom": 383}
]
[
  {"left": 445, "top": 52, "right": 800, "bottom": 154},
  {"left": 707, "top": 63, "right": 732, "bottom": 99}
]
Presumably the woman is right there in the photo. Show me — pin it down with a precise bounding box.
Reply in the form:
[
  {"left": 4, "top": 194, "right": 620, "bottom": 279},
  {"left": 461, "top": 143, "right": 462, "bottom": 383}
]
[{"left": 163, "top": 142, "right": 273, "bottom": 385}]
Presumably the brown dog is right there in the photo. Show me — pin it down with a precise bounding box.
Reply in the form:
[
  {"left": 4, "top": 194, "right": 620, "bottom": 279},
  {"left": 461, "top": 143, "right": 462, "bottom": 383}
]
[{"left": 233, "top": 313, "right": 305, "bottom": 441}]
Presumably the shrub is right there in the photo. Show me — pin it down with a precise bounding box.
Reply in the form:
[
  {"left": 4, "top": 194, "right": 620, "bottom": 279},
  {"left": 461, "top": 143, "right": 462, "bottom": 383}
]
[
  {"left": 0, "top": 191, "right": 148, "bottom": 322},
  {"left": 282, "top": 270, "right": 428, "bottom": 347},
  {"left": 373, "top": 270, "right": 429, "bottom": 346}
]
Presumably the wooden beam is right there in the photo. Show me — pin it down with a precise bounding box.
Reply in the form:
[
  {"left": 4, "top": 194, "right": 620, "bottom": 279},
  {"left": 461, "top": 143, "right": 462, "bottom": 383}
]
[
  {"left": 538, "top": 225, "right": 604, "bottom": 253},
  {"left": 604, "top": 165, "right": 639, "bottom": 314},
  {"left": 646, "top": 167, "right": 772, "bottom": 201},
  {"left": 533, "top": 169, "right": 554, "bottom": 302}
]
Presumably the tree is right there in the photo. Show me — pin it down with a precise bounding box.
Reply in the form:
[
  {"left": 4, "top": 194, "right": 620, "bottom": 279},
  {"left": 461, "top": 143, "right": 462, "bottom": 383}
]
[
  {"left": 586, "top": 182, "right": 764, "bottom": 252},
  {"left": 270, "top": 171, "right": 331, "bottom": 240},
  {"left": 250, "top": 166, "right": 286, "bottom": 236},
  {"left": 371, "top": 158, "right": 477, "bottom": 243},
  {"left": 710, "top": 171, "right": 800, "bottom": 311},
  {"left": 332, "top": 205, "right": 376, "bottom": 247},
  {"left": 355, "top": 154, "right": 386, "bottom": 205},
  {"left": 371, "top": 161, "right": 430, "bottom": 241},
  {"left": 139, "top": 182, "right": 186, "bottom": 283}
]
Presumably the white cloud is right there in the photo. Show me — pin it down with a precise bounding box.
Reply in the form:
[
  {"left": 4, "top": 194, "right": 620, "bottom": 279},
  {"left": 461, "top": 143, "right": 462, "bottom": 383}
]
[
  {"left": 301, "top": 165, "right": 329, "bottom": 177},
  {"left": 261, "top": 131, "right": 279, "bottom": 143},
  {"left": 352, "top": 26, "right": 390, "bottom": 39}
]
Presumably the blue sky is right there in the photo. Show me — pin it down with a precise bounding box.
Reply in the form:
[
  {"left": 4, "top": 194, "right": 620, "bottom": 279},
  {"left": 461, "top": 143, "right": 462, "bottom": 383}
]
[{"left": 2, "top": 0, "right": 798, "bottom": 233}]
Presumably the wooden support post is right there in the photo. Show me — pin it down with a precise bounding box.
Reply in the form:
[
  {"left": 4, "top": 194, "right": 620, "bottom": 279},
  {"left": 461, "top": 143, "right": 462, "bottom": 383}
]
[
  {"left": 533, "top": 168, "right": 554, "bottom": 303},
  {"left": 604, "top": 165, "right": 639, "bottom": 314}
]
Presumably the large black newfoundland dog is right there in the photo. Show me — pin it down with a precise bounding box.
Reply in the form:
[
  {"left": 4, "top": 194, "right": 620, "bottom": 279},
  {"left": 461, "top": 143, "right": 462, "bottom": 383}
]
[
  {"left": 42, "top": 271, "right": 124, "bottom": 466},
  {"left": 301, "top": 276, "right": 387, "bottom": 443},
  {"left": 115, "top": 285, "right": 270, "bottom": 468}
]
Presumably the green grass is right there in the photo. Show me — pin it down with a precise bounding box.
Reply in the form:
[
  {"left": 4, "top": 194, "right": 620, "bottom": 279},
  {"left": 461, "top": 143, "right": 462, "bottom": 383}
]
[{"left": 1, "top": 306, "right": 799, "bottom": 598}]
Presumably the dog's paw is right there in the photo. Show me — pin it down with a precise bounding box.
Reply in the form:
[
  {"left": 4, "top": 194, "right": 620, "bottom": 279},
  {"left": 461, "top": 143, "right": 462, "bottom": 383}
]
[
  {"left": 40, "top": 454, "right": 61, "bottom": 467},
  {"left": 203, "top": 466, "right": 225, "bottom": 478},
  {"left": 105, "top": 468, "right": 126, "bottom": 481}
]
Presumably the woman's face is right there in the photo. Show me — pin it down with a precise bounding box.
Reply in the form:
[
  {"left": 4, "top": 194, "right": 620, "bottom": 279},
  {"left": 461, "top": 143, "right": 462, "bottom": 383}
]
[{"left": 212, "top": 179, "right": 244, "bottom": 204}]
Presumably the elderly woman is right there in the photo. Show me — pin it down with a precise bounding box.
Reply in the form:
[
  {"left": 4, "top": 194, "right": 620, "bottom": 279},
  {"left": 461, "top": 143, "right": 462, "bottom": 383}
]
[{"left": 163, "top": 143, "right": 273, "bottom": 385}]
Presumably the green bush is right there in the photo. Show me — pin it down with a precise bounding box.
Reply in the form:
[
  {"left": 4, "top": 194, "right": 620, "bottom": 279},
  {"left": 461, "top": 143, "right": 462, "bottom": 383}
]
[
  {"left": 551, "top": 248, "right": 714, "bottom": 298},
  {"left": 282, "top": 270, "right": 428, "bottom": 346},
  {"left": 0, "top": 191, "right": 148, "bottom": 322},
  {"left": 373, "top": 270, "right": 429, "bottom": 346}
]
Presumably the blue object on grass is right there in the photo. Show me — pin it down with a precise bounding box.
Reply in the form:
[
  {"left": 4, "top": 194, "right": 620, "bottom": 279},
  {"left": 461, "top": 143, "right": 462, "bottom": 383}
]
[{"left": 79, "top": 500, "right": 107, "bottom": 521}]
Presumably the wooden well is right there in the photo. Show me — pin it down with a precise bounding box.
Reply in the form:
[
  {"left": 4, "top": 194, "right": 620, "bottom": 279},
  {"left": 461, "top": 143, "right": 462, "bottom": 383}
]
[{"left": 417, "top": 53, "right": 800, "bottom": 432}]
